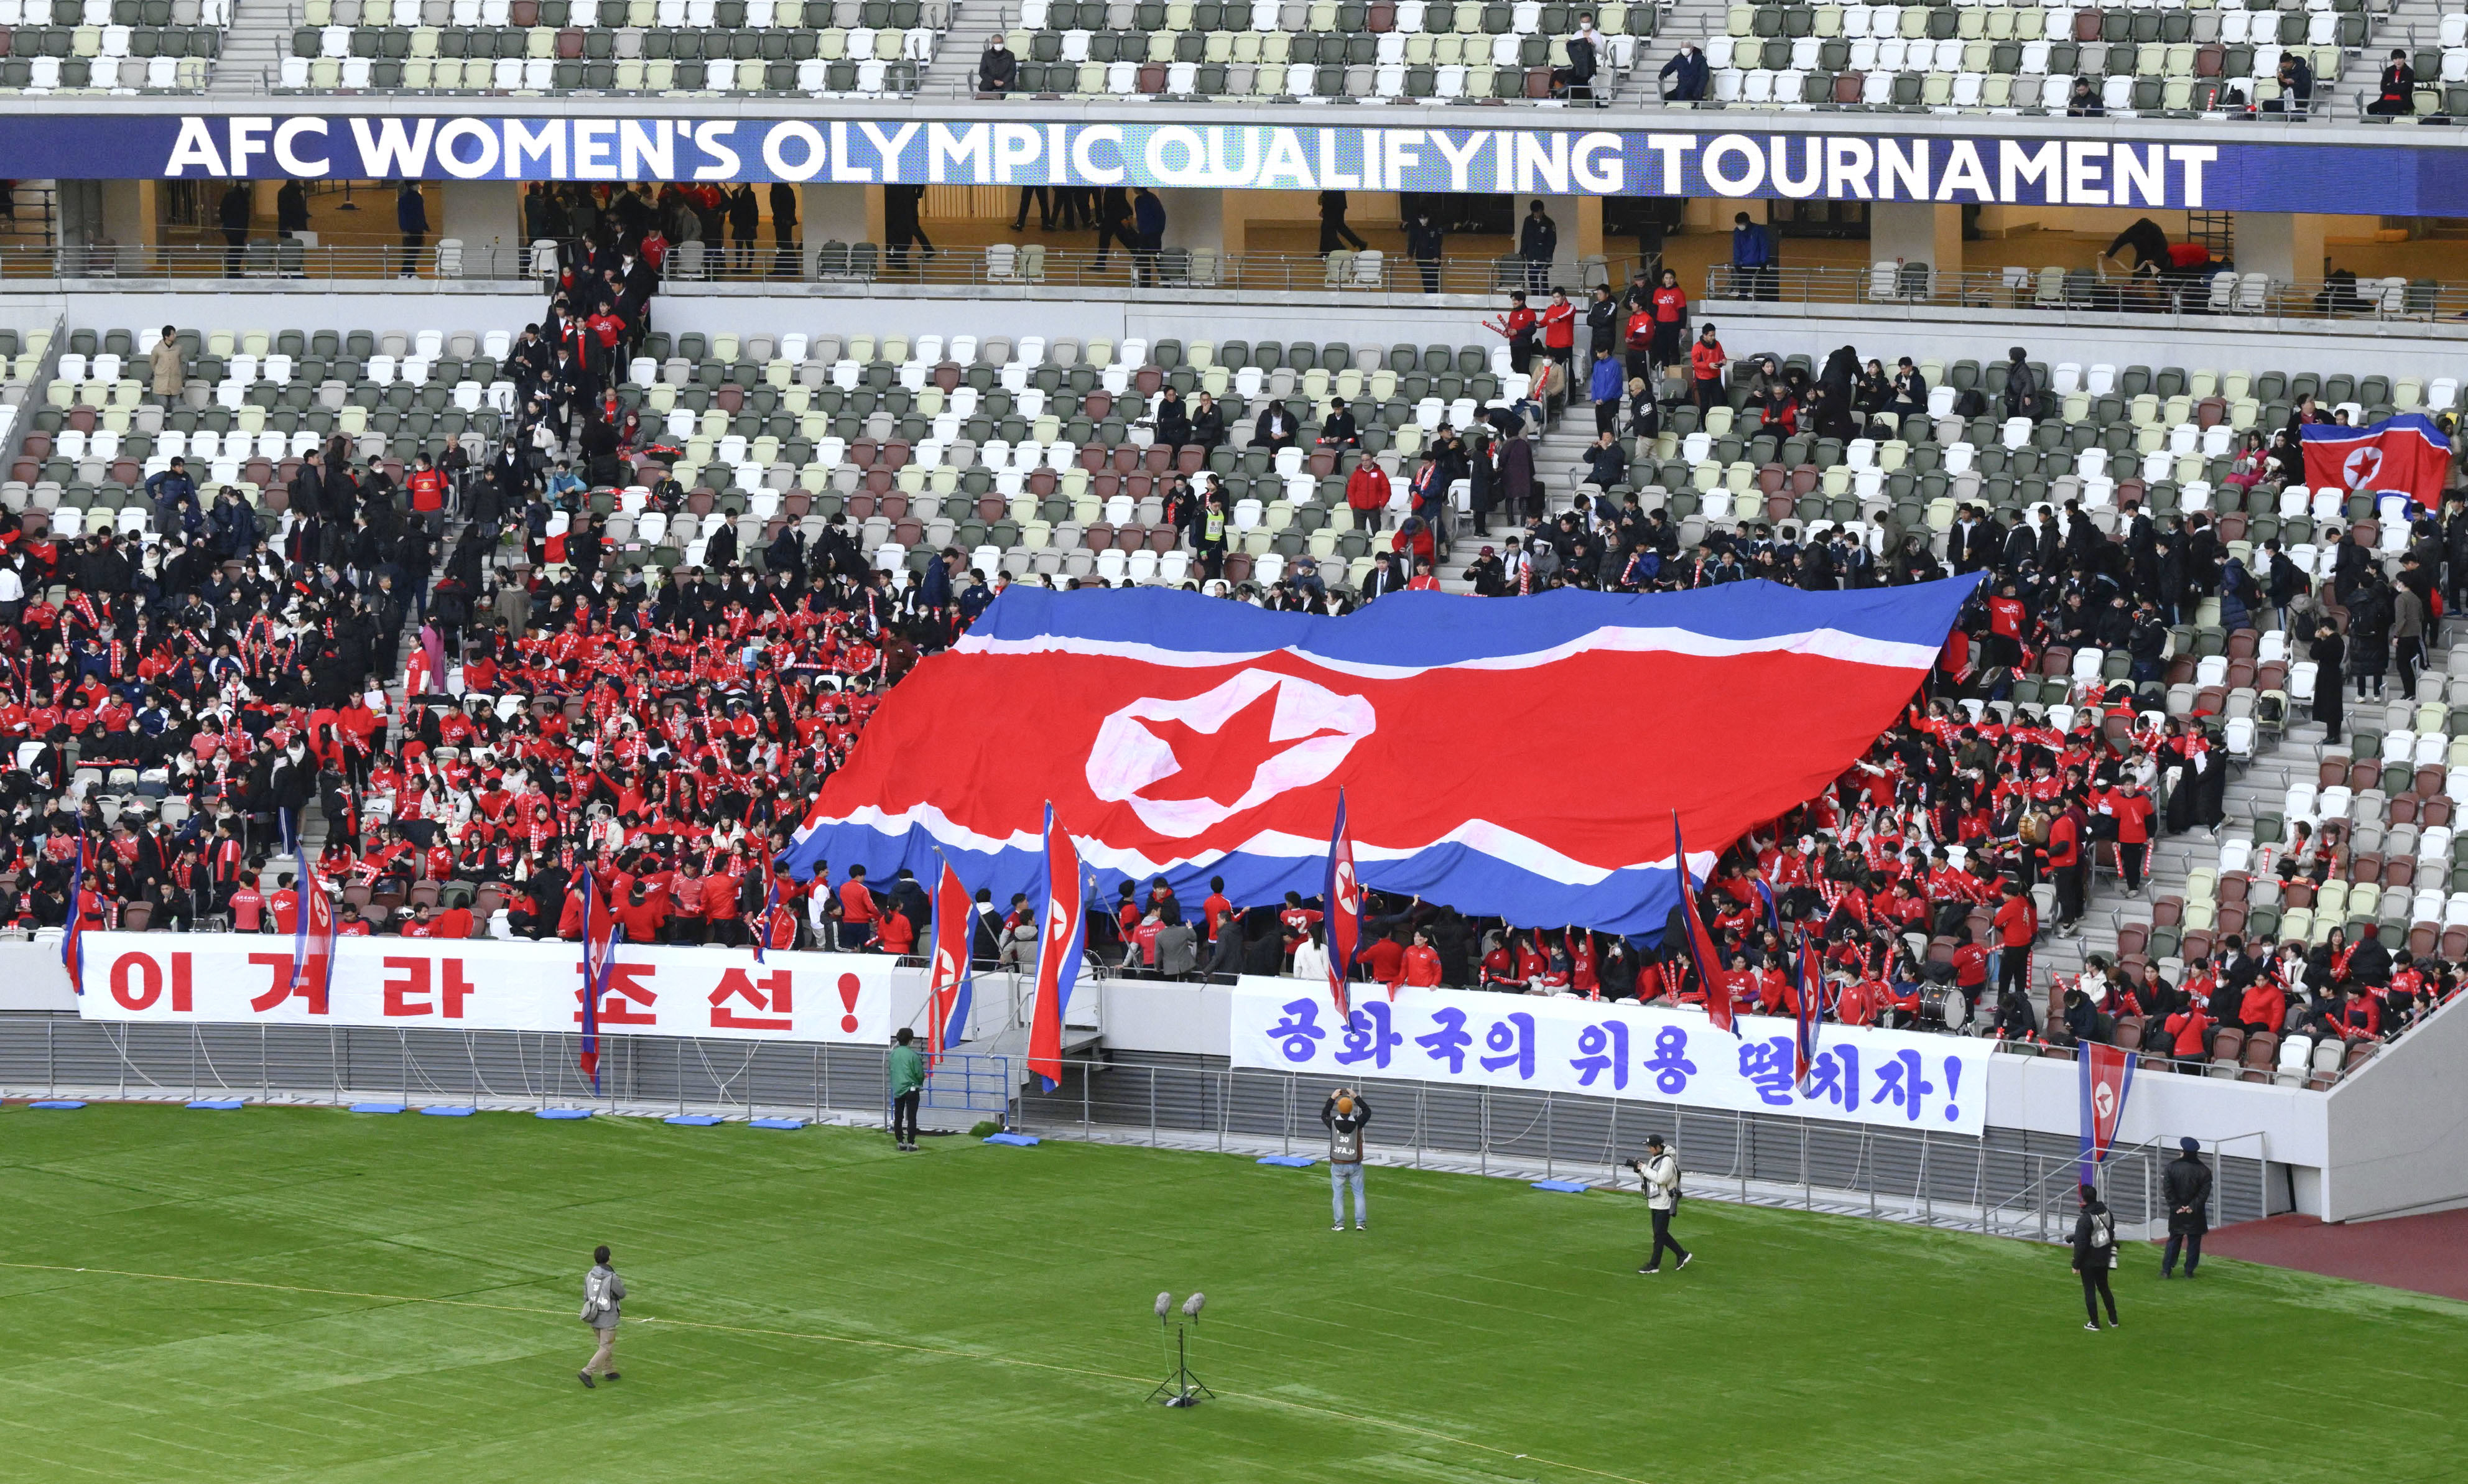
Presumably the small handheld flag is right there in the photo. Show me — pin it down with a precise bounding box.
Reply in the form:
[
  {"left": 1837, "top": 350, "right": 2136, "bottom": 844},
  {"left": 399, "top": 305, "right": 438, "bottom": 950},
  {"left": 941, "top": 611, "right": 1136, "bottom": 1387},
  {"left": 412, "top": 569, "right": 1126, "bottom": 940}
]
[
  {"left": 291, "top": 848, "right": 336, "bottom": 1012},
  {"left": 1793, "top": 930, "right": 1824, "bottom": 1093},
  {"left": 1671, "top": 812, "right": 1737, "bottom": 1037},
  {"left": 578, "top": 874, "right": 626, "bottom": 1095},
  {"left": 2078, "top": 1039, "right": 2138, "bottom": 1185},
  {"left": 752, "top": 878, "right": 780, "bottom": 965},
  {"left": 1024, "top": 804, "right": 1087, "bottom": 1092},
  {"left": 61, "top": 833, "right": 87, "bottom": 996},
  {"left": 1324, "top": 791, "right": 1365, "bottom": 1014},
  {"left": 925, "top": 861, "right": 977, "bottom": 1068}
]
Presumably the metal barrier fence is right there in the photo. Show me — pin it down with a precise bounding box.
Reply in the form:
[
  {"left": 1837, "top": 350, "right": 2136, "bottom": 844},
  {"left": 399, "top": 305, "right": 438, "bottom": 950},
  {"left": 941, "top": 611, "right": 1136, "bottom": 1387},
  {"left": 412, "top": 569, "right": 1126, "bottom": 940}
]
[
  {"left": 1701, "top": 262, "right": 2468, "bottom": 328},
  {"left": 0, "top": 1014, "right": 2271, "bottom": 1241},
  {"left": 1011, "top": 1049, "right": 2273, "bottom": 1240}
]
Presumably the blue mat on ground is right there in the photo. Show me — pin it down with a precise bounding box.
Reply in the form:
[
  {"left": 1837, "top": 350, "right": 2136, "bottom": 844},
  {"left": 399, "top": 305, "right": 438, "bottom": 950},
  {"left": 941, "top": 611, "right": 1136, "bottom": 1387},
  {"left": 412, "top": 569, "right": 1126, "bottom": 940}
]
[
  {"left": 1257, "top": 1154, "right": 1319, "bottom": 1167},
  {"left": 349, "top": 1102, "right": 407, "bottom": 1114},
  {"left": 419, "top": 1106, "right": 476, "bottom": 1117},
  {"left": 29, "top": 1100, "right": 85, "bottom": 1110},
  {"left": 1531, "top": 1179, "right": 1591, "bottom": 1194},
  {"left": 186, "top": 1099, "right": 245, "bottom": 1110},
  {"left": 664, "top": 1114, "right": 723, "bottom": 1126},
  {"left": 537, "top": 1108, "right": 592, "bottom": 1120},
  {"left": 983, "top": 1131, "right": 1040, "bottom": 1146},
  {"left": 749, "top": 1117, "right": 804, "bottom": 1130}
]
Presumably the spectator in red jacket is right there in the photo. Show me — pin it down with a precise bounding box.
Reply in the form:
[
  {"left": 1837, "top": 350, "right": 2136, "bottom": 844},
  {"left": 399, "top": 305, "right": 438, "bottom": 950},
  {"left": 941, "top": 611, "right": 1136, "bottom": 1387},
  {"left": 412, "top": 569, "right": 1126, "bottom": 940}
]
[
  {"left": 2100, "top": 780, "right": 2157, "bottom": 893},
  {"left": 2237, "top": 976, "right": 2287, "bottom": 1036},
  {"left": 1343, "top": 453, "right": 1391, "bottom": 534},
  {"left": 1403, "top": 929, "right": 1444, "bottom": 988},
  {"left": 2043, "top": 794, "right": 2085, "bottom": 937},
  {"left": 838, "top": 864, "right": 880, "bottom": 949}
]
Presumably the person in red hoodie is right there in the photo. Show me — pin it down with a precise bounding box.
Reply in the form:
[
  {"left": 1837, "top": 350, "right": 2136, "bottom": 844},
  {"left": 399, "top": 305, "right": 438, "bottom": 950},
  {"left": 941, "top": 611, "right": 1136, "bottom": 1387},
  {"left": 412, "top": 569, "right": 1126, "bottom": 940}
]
[
  {"left": 1402, "top": 928, "right": 1444, "bottom": 988},
  {"left": 1990, "top": 878, "right": 2037, "bottom": 1011},
  {"left": 2164, "top": 996, "right": 2215, "bottom": 1070},
  {"left": 2237, "top": 973, "right": 2287, "bottom": 1036},
  {"left": 2100, "top": 779, "right": 2158, "bottom": 894},
  {"left": 1343, "top": 452, "right": 1391, "bottom": 534},
  {"left": 2042, "top": 792, "right": 2085, "bottom": 937},
  {"left": 1360, "top": 930, "right": 1407, "bottom": 993},
  {"left": 876, "top": 902, "right": 917, "bottom": 957},
  {"left": 837, "top": 863, "right": 880, "bottom": 949}
]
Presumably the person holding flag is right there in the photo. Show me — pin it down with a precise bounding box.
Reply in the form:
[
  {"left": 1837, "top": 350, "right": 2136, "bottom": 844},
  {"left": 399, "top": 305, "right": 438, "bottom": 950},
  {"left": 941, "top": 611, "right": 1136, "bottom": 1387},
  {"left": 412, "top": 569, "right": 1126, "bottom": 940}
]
[
  {"left": 1324, "top": 791, "right": 1365, "bottom": 1014},
  {"left": 1025, "top": 804, "right": 1087, "bottom": 1092}
]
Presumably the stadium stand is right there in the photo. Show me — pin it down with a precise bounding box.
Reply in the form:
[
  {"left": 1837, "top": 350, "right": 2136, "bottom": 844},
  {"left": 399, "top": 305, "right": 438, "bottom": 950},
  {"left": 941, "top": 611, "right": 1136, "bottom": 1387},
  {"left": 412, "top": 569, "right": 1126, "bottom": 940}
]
[
  {"left": 0, "top": 0, "right": 232, "bottom": 92},
  {"left": 1698, "top": 0, "right": 2369, "bottom": 114},
  {"left": 5, "top": 194, "right": 2461, "bottom": 1089},
  {"left": 274, "top": 0, "right": 951, "bottom": 95},
  {"left": 988, "top": 0, "right": 1653, "bottom": 101}
]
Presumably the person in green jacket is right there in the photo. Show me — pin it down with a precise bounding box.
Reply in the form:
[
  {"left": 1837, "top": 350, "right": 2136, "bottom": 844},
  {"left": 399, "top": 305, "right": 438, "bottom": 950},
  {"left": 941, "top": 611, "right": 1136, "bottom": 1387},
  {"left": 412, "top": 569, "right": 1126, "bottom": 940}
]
[{"left": 888, "top": 1026, "right": 926, "bottom": 1151}]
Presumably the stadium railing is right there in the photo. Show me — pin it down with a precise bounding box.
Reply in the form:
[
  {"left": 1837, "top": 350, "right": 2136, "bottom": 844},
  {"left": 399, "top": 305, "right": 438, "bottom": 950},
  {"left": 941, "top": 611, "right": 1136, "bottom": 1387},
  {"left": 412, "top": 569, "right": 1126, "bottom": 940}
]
[
  {"left": 1699, "top": 262, "right": 2466, "bottom": 325},
  {"left": 0, "top": 1011, "right": 2271, "bottom": 1236},
  {"left": 0, "top": 241, "right": 1649, "bottom": 295}
]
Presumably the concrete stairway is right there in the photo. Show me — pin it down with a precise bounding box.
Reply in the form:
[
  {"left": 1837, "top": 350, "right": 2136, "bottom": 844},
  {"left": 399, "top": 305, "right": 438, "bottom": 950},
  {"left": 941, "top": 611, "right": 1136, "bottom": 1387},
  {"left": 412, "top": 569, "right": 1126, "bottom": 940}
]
[
  {"left": 208, "top": 0, "right": 292, "bottom": 96},
  {"left": 921, "top": 0, "right": 1007, "bottom": 94}
]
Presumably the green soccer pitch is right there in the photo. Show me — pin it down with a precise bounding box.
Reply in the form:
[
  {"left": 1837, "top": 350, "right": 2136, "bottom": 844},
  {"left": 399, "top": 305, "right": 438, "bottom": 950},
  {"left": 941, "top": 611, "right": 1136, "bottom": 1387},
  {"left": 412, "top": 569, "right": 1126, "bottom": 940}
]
[{"left": 1, "top": 1103, "right": 2461, "bottom": 1483}]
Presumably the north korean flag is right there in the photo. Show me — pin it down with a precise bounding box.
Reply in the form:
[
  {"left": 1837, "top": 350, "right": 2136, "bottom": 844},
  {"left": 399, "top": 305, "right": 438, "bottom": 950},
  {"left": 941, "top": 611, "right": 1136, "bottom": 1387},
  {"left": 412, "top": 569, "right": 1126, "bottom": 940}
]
[
  {"left": 2301, "top": 414, "right": 2451, "bottom": 509},
  {"left": 1024, "top": 805, "right": 1086, "bottom": 1092},
  {"left": 782, "top": 579, "right": 1977, "bottom": 939},
  {"left": 1324, "top": 790, "right": 1363, "bottom": 1014}
]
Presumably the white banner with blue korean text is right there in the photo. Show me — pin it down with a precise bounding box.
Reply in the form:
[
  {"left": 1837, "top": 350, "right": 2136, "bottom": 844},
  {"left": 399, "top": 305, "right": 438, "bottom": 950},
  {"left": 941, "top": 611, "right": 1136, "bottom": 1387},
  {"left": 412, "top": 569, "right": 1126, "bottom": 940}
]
[{"left": 1228, "top": 982, "right": 1988, "bottom": 1136}]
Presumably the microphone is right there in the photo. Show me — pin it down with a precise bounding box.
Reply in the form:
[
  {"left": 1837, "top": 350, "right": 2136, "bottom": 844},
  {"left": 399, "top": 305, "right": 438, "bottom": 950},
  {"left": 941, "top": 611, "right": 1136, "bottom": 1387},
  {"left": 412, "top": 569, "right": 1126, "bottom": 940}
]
[
  {"left": 1154, "top": 1291, "right": 1172, "bottom": 1321},
  {"left": 1182, "top": 1292, "right": 1205, "bottom": 1319}
]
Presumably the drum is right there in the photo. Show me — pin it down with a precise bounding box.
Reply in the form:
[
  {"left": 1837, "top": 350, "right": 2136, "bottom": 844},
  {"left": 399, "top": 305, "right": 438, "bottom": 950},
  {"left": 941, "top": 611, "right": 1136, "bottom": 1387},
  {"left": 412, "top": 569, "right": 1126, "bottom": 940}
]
[{"left": 1921, "top": 984, "right": 1970, "bottom": 1031}]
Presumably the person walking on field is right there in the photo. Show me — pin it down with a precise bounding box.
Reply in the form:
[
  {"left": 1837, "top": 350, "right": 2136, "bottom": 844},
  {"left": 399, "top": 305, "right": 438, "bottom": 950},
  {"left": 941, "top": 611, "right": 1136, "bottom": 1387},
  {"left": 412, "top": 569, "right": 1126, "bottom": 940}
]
[
  {"left": 1632, "top": 1134, "right": 1691, "bottom": 1274},
  {"left": 2161, "top": 1137, "right": 2212, "bottom": 1278},
  {"left": 578, "top": 1245, "right": 626, "bottom": 1387},
  {"left": 2071, "top": 1185, "right": 2120, "bottom": 1330},
  {"left": 889, "top": 1025, "right": 926, "bottom": 1151},
  {"left": 1324, "top": 1087, "right": 1371, "bottom": 1231}
]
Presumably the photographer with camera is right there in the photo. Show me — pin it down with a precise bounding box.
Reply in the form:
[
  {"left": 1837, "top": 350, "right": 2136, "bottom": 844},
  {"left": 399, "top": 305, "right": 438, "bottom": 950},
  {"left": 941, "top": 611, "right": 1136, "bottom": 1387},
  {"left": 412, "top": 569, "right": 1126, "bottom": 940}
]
[
  {"left": 1322, "top": 1087, "right": 1371, "bottom": 1232},
  {"left": 1630, "top": 1134, "right": 1692, "bottom": 1274}
]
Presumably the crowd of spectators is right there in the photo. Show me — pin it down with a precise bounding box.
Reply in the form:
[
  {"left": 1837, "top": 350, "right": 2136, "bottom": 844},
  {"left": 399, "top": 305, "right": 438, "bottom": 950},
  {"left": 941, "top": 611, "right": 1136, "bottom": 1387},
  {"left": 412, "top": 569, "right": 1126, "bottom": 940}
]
[{"left": 9, "top": 240, "right": 2457, "bottom": 1071}]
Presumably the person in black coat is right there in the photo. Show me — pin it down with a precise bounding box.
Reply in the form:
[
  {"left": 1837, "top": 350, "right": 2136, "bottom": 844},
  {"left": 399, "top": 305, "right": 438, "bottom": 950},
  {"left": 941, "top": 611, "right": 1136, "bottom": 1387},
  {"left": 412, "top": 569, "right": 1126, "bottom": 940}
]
[
  {"left": 2309, "top": 621, "right": 2345, "bottom": 744},
  {"left": 2161, "top": 1137, "right": 2212, "bottom": 1276},
  {"left": 2071, "top": 1184, "right": 2120, "bottom": 1329},
  {"left": 1253, "top": 401, "right": 1300, "bottom": 452}
]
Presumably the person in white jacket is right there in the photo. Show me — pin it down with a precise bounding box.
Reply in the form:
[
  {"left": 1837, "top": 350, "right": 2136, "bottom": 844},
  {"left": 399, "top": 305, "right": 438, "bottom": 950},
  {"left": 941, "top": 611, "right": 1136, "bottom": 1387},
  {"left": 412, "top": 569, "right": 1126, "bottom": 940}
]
[
  {"left": 1631, "top": 1135, "right": 1692, "bottom": 1274},
  {"left": 1289, "top": 924, "right": 1330, "bottom": 985}
]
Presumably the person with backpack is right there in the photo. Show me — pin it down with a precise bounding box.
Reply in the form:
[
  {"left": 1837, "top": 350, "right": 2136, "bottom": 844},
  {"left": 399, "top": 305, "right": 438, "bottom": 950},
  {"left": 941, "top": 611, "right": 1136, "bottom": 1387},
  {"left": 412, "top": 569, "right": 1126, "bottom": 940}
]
[
  {"left": 2070, "top": 1184, "right": 2119, "bottom": 1330},
  {"left": 1323, "top": 1086, "right": 1372, "bottom": 1231},
  {"left": 1630, "top": 1134, "right": 1692, "bottom": 1273},
  {"left": 578, "top": 1244, "right": 626, "bottom": 1386}
]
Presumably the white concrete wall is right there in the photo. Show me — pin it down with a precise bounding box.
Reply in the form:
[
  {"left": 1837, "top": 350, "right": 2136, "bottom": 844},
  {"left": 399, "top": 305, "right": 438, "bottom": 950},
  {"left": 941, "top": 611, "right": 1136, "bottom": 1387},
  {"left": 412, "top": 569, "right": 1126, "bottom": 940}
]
[{"left": 2321, "top": 990, "right": 2468, "bottom": 1222}]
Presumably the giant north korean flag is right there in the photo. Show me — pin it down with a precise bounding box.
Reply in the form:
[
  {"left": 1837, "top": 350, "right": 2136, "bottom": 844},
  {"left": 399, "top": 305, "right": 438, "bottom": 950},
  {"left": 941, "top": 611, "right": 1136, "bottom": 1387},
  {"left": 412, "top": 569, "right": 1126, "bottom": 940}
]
[{"left": 782, "top": 578, "right": 1979, "bottom": 935}]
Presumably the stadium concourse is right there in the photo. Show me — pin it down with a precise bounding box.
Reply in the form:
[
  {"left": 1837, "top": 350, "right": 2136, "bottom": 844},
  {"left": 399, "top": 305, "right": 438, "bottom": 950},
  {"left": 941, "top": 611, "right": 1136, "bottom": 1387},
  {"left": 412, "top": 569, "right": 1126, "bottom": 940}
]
[{"left": 6, "top": 190, "right": 2468, "bottom": 1098}]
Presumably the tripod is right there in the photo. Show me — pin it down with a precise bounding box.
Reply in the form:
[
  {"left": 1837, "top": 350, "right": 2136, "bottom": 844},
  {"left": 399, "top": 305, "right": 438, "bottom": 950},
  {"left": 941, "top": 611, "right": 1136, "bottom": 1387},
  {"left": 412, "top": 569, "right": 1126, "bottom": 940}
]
[{"left": 1148, "top": 1319, "right": 1212, "bottom": 1407}]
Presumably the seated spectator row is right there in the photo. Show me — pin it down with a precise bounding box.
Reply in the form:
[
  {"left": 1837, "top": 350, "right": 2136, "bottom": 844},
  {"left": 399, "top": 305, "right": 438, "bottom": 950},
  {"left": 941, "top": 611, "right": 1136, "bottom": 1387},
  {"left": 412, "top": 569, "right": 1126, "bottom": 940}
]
[
  {"left": 1704, "top": 37, "right": 2342, "bottom": 111},
  {"left": 0, "top": 0, "right": 218, "bottom": 86},
  {"left": 1005, "top": 0, "right": 1645, "bottom": 96},
  {"left": 5, "top": 327, "right": 521, "bottom": 521},
  {"left": 282, "top": 0, "right": 942, "bottom": 89},
  {"left": 1729, "top": 1, "right": 2372, "bottom": 47},
  {"left": 1023, "top": 0, "right": 1655, "bottom": 35}
]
